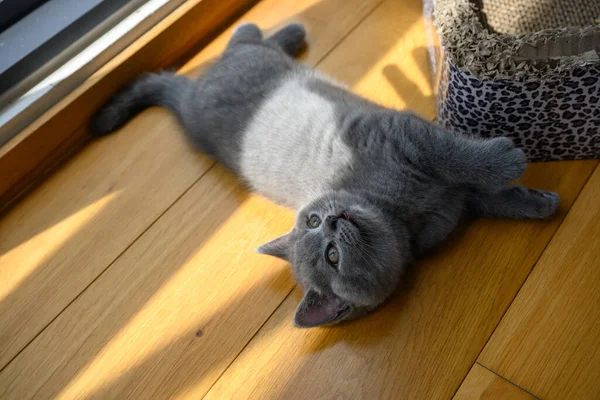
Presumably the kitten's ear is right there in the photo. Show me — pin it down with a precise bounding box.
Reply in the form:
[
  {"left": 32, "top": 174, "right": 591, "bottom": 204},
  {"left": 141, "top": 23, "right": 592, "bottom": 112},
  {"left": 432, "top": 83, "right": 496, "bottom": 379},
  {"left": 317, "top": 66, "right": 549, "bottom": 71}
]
[
  {"left": 294, "top": 288, "right": 353, "bottom": 328},
  {"left": 256, "top": 233, "right": 292, "bottom": 260}
]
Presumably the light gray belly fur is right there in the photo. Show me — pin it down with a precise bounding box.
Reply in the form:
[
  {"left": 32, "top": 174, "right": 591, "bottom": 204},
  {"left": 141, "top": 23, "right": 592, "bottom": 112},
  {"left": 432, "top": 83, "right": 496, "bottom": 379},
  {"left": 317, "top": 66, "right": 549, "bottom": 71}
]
[{"left": 240, "top": 72, "right": 353, "bottom": 209}]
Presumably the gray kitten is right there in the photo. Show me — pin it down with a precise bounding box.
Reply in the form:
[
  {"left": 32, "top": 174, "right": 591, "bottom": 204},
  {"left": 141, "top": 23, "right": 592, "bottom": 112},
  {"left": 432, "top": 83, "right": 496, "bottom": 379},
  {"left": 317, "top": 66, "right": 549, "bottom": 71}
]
[{"left": 92, "top": 23, "right": 560, "bottom": 328}]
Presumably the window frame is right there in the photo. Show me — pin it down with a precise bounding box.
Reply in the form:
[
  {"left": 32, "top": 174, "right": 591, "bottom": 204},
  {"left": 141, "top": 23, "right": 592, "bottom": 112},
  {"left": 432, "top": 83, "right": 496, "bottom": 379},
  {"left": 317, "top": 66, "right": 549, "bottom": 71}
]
[
  {"left": 0, "top": 0, "right": 184, "bottom": 146},
  {"left": 0, "top": 0, "right": 49, "bottom": 33},
  {"left": 0, "top": 0, "right": 257, "bottom": 214}
]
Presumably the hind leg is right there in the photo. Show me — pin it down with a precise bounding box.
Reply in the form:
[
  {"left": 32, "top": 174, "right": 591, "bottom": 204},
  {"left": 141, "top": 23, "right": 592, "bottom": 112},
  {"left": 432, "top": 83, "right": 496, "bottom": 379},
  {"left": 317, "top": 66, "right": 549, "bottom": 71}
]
[
  {"left": 468, "top": 184, "right": 560, "bottom": 219},
  {"left": 227, "top": 22, "right": 263, "bottom": 48}
]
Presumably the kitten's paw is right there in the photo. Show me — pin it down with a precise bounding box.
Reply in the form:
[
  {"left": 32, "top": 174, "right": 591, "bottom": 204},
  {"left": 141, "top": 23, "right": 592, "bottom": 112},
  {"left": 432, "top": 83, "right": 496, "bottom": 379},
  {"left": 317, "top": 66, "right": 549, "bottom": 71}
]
[
  {"left": 233, "top": 22, "right": 258, "bottom": 33},
  {"left": 527, "top": 189, "right": 561, "bottom": 219},
  {"left": 231, "top": 22, "right": 262, "bottom": 42},
  {"left": 483, "top": 137, "right": 527, "bottom": 183}
]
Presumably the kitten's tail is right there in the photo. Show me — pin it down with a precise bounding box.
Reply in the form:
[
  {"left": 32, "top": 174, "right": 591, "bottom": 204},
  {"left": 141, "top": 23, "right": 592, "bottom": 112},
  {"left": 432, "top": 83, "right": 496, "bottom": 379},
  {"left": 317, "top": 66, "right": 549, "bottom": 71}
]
[{"left": 91, "top": 71, "right": 192, "bottom": 136}]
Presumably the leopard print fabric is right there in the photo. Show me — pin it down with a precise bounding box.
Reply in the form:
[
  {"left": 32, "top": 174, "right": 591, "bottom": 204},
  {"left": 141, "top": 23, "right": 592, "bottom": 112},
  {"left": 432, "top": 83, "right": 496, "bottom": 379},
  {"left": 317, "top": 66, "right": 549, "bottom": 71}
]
[{"left": 437, "top": 59, "right": 600, "bottom": 161}]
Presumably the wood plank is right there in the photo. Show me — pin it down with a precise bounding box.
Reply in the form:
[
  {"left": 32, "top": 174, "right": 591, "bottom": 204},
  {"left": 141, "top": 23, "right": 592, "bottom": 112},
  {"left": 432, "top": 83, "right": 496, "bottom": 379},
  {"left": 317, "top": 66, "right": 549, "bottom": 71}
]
[
  {"left": 0, "top": 107, "right": 211, "bottom": 370},
  {"left": 479, "top": 165, "right": 600, "bottom": 400},
  {"left": 0, "top": 0, "right": 380, "bottom": 372},
  {"left": 0, "top": 0, "right": 383, "bottom": 396},
  {"left": 314, "top": 0, "right": 436, "bottom": 120},
  {"left": 200, "top": 1, "right": 599, "bottom": 398},
  {"left": 453, "top": 364, "right": 536, "bottom": 400},
  {"left": 0, "top": 167, "right": 296, "bottom": 399},
  {"left": 0, "top": 0, "right": 258, "bottom": 213},
  {"left": 202, "top": 165, "right": 594, "bottom": 400}
]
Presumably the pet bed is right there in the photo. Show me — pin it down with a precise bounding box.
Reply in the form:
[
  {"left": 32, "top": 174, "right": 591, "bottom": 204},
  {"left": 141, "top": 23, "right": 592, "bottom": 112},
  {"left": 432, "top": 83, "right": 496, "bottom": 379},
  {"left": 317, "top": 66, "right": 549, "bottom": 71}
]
[{"left": 423, "top": 0, "right": 600, "bottom": 161}]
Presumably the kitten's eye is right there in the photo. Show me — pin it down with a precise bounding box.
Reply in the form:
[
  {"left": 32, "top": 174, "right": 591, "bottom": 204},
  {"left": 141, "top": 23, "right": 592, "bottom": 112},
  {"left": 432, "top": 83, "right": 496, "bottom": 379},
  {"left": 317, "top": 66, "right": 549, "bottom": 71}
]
[
  {"left": 307, "top": 214, "right": 321, "bottom": 228},
  {"left": 326, "top": 244, "right": 339, "bottom": 266}
]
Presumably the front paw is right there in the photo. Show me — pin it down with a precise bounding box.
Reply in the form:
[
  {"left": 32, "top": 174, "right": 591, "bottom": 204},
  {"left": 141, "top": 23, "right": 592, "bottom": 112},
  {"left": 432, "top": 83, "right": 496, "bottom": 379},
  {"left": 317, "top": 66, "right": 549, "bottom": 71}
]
[
  {"left": 527, "top": 189, "right": 561, "bottom": 219},
  {"left": 483, "top": 137, "right": 527, "bottom": 183}
]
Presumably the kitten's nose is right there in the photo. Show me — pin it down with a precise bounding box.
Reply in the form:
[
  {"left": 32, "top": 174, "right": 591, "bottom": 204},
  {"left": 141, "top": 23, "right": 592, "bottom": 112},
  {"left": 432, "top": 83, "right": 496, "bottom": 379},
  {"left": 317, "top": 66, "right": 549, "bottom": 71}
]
[{"left": 324, "top": 215, "right": 338, "bottom": 233}]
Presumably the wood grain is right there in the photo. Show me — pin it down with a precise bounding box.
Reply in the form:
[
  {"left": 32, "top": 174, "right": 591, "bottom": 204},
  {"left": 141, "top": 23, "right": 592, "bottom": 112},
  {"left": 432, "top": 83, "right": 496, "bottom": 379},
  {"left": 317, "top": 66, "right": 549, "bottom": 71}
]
[
  {"left": 200, "top": 2, "right": 599, "bottom": 399},
  {"left": 315, "top": 0, "right": 436, "bottom": 119},
  {"left": 453, "top": 364, "right": 536, "bottom": 400},
  {"left": 0, "top": 108, "right": 211, "bottom": 370},
  {"left": 0, "top": 0, "right": 258, "bottom": 214},
  {"left": 0, "top": 167, "right": 297, "bottom": 399},
  {"left": 0, "top": 0, "right": 382, "bottom": 395},
  {"left": 0, "top": 0, "right": 381, "bottom": 373},
  {"left": 479, "top": 165, "right": 600, "bottom": 400}
]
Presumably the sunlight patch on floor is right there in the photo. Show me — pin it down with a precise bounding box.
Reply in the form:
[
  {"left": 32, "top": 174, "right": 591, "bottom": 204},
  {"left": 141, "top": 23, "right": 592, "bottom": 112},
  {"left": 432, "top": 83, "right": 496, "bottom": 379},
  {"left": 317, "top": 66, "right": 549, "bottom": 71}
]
[
  {"left": 179, "top": 0, "right": 324, "bottom": 76},
  {"left": 55, "top": 195, "right": 294, "bottom": 400},
  {"left": 352, "top": 22, "right": 434, "bottom": 115},
  {"left": 0, "top": 191, "right": 121, "bottom": 302}
]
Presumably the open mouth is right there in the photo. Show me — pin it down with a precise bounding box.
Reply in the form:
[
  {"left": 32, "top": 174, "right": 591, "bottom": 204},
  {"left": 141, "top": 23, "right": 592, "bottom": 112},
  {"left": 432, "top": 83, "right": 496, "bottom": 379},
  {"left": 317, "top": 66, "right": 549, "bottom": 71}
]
[{"left": 340, "top": 211, "right": 359, "bottom": 228}]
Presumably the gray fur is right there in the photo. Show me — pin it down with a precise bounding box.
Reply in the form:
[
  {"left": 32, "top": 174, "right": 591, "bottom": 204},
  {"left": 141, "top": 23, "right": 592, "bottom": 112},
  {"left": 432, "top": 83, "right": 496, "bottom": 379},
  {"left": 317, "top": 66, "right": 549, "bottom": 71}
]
[{"left": 92, "top": 23, "right": 561, "bottom": 328}]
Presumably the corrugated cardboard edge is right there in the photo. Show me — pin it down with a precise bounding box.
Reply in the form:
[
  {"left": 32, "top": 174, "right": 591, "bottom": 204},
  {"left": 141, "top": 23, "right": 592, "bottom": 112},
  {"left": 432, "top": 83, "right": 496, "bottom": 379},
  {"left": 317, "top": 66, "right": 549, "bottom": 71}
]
[{"left": 430, "top": 0, "right": 600, "bottom": 82}]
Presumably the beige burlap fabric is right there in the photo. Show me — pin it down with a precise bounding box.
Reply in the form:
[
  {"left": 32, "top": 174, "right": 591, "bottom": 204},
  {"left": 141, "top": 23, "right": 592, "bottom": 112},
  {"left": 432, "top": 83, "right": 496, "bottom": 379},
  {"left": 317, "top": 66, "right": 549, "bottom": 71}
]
[{"left": 480, "top": 0, "right": 600, "bottom": 34}]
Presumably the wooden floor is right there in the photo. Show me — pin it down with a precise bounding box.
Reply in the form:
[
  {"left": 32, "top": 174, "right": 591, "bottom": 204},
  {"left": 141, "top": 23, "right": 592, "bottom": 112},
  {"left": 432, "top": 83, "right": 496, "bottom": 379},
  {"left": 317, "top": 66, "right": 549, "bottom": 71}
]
[{"left": 1, "top": 0, "right": 599, "bottom": 398}]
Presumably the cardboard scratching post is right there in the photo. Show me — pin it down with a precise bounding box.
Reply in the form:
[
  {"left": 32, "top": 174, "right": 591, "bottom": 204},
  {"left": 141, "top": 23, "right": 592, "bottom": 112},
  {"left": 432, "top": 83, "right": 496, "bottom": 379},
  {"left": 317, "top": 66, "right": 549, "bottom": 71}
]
[{"left": 424, "top": 0, "right": 600, "bottom": 161}]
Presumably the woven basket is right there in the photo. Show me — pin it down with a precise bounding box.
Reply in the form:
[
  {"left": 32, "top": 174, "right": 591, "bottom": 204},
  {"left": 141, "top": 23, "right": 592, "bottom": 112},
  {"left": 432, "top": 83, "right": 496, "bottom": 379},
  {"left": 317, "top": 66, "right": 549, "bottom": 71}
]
[{"left": 424, "top": 0, "right": 600, "bottom": 161}]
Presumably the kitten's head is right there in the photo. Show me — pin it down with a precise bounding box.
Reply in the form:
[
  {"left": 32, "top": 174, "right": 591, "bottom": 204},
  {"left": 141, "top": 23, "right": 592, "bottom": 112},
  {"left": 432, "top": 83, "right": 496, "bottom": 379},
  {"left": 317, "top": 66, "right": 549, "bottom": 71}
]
[{"left": 257, "top": 190, "right": 410, "bottom": 328}]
